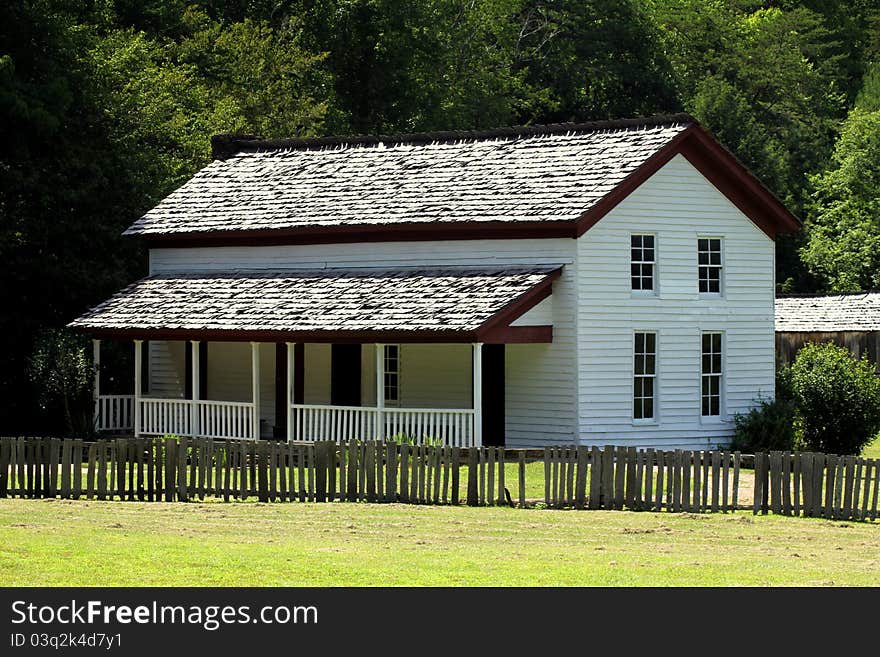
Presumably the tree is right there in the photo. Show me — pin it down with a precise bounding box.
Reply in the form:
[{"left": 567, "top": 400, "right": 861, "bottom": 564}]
[
  {"left": 643, "top": 1, "right": 848, "bottom": 292},
  {"left": 790, "top": 342, "right": 880, "bottom": 455},
  {"left": 28, "top": 329, "right": 94, "bottom": 437},
  {"left": 800, "top": 106, "right": 880, "bottom": 291}
]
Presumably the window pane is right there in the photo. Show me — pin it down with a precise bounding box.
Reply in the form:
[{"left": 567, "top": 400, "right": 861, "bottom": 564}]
[
  {"left": 702, "top": 354, "right": 711, "bottom": 373},
  {"left": 710, "top": 252, "right": 721, "bottom": 266},
  {"left": 702, "top": 397, "right": 710, "bottom": 416},
  {"left": 702, "top": 377, "right": 710, "bottom": 396},
  {"left": 709, "top": 239, "right": 720, "bottom": 251},
  {"left": 644, "top": 247, "right": 654, "bottom": 262},
  {"left": 645, "top": 355, "right": 655, "bottom": 374},
  {"left": 710, "top": 397, "right": 720, "bottom": 416},
  {"left": 643, "top": 398, "right": 653, "bottom": 419},
  {"left": 698, "top": 238, "right": 708, "bottom": 251},
  {"left": 643, "top": 378, "right": 653, "bottom": 397},
  {"left": 631, "top": 263, "right": 641, "bottom": 276},
  {"left": 699, "top": 251, "right": 709, "bottom": 265},
  {"left": 712, "top": 334, "right": 721, "bottom": 351},
  {"left": 643, "top": 235, "right": 654, "bottom": 249},
  {"left": 709, "top": 278, "right": 720, "bottom": 293},
  {"left": 645, "top": 333, "right": 656, "bottom": 353},
  {"left": 632, "top": 235, "right": 642, "bottom": 248},
  {"left": 634, "top": 355, "right": 644, "bottom": 375}
]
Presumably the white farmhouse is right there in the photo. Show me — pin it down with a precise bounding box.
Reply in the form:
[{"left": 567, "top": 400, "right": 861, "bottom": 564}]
[{"left": 71, "top": 115, "right": 800, "bottom": 449}]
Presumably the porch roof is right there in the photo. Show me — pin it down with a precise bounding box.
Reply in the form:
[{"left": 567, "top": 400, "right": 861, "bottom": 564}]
[{"left": 69, "top": 266, "right": 561, "bottom": 343}]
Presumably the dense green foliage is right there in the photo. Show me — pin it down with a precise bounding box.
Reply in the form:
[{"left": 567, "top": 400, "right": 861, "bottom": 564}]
[
  {"left": 27, "top": 329, "right": 93, "bottom": 436},
  {"left": 731, "top": 398, "right": 798, "bottom": 453},
  {"left": 789, "top": 343, "right": 880, "bottom": 455},
  {"left": 2, "top": 0, "right": 879, "bottom": 433}
]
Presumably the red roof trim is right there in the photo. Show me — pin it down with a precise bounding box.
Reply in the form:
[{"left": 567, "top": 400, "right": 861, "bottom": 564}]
[
  {"left": 572, "top": 125, "right": 800, "bottom": 239},
  {"left": 475, "top": 268, "right": 560, "bottom": 339},
  {"left": 676, "top": 126, "right": 801, "bottom": 237}
]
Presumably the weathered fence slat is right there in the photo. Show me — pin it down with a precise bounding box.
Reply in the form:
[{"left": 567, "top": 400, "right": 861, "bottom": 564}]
[
  {"left": 575, "top": 446, "right": 588, "bottom": 510},
  {"left": 467, "top": 447, "right": 479, "bottom": 507},
  {"left": 780, "top": 452, "right": 790, "bottom": 516},
  {"left": 451, "top": 446, "right": 460, "bottom": 506},
  {"left": 732, "top": 451, "right": 740, "bottom": 512},
  {"left": 654, "top": 450, "right": 664, "bottom": 512},
  {"left": 518, "top": 451, "right": 526, "bottom": 508}
]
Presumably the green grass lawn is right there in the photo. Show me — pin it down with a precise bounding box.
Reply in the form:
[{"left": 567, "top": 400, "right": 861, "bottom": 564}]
[
  {"left": 863, "top": 434, "right": 880, "bottom": 460},
  {"left": 1, "top": 498, "right": 877, "bottom": 586}
]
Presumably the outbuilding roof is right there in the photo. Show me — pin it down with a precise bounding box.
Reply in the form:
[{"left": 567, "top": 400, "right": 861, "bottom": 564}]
[
  {"left": 775, "top": 292, "right": 880, "bottom": 332},
  {"left": 126, "top": 115, "right": 799, "bottom": 245},
  {"left": 69, "top": 266, "right": 561, "bottom": 343}
]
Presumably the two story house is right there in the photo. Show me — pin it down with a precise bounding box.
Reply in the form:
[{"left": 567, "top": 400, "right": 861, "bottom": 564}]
[{"left": 70, "top": 114, "right": 800, "bottom": 449}]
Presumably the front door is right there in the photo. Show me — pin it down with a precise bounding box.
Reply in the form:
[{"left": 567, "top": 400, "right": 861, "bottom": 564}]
[
  {"left": 331, "top": 344, "right": 362, "bottom": 406},
  {"left": 482, "top": 344, "right": 505, "bottom": 446}
]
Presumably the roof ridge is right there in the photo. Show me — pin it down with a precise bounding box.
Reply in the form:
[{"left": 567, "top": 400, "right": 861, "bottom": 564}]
[
  {"left": 210, "top": 114, "right": 696, "bottom": 160},
  {"left": 150, "top": 264, "right": 564, "bottom": 278}
]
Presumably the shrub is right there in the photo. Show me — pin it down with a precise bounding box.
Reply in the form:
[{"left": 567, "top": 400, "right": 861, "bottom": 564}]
[
  {"left": 789, "top": 342, "right": 880, "bottom": 455},
  {"left": 731, "top": 397, "right": 798, "bottom": 453}
]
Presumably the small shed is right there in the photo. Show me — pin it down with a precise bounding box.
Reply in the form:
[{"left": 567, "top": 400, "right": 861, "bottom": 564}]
[{"left": 775, "top": 292, "right": 880, "bottom": 368}]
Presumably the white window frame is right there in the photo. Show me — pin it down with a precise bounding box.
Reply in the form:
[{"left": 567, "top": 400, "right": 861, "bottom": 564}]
[
  {"left": 633, "top": 331, "right": 658, "bottom": 423},
  {"left": 383, "top": 344, "right": 401, "bottom": 406},
  {"left": 698, "top": 236, "right": 724, "bottom": 296},
  {"left": 630, "top": 233, "right": 657, "bottom": 296},
  {"left": 700, "top": 331, "right": 724, "bottom": 420}
]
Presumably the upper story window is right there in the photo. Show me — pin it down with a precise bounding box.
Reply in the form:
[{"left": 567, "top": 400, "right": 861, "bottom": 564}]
[
  {"left": 698, "top": 238, "right": 722, "bottom": 294},
  {"left": 633, "top": 332, "right": 656, "bottom": 420},
  {"left": 384, "top": 345, "right": 400, "bottom": 404},
  {"left": 701, "top": 332, "right": 722, "bottom": 417},
  {"left": 631, "top": 234, "right": 655, "bottom": 292}
]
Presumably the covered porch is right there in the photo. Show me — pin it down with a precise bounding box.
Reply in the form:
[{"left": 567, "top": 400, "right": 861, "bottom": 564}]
[
  {"left": 73, "top": 265, "right": 560, "bottom": 446},
  {"left": 93, "top": 340, "right": 485, "bottom": 446}
]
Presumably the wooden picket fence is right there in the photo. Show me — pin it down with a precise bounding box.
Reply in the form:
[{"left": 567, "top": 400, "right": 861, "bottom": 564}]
[
  {"left": 0, "top": 437, "right": 877, "bottom": 521},
  {"left": 752, "top": 451, "right": 880, "bottom": 521}
]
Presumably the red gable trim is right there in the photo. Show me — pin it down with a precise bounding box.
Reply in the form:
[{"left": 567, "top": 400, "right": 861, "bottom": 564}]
[
  {"left": 142, "top": 124, "right": 799, "bottom": 249},
  {"left": 572, "top": 125, "right": 800, "bottom": 239}
]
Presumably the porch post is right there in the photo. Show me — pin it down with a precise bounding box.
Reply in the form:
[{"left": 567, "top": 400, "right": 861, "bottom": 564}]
[
  {"left": 92, "top": 339, "right": 100, "bottom": 430},
  {"left": 286, "top": 342, "right": 294, "bottom": 442},
  {"left": 472, "top": 342, "right": 483, "bottom": 447},
  {"left": 251, "top": 342, "right": 260, "bottom": 440},
  {"left": 191, "top": 340, "right": 200, "bottom": 438},
  {"left": 375, "top": 343, "right": 385, "bottom": 440},
  {"left": 133, "top": 340, "right": 142, "bottom": 438}
]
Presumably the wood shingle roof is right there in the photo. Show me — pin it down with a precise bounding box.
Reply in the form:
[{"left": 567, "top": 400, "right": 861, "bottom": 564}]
[
  {"left": 775, "top": 293, "right": 880, "bottom": 332},
  {"left": 125, "top": 117, "right": 693, "bottom": 237}
]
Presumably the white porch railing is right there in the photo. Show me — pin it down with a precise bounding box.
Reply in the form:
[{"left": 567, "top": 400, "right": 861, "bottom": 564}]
[
  {"left": 196, "top": 400, "right": 255, "bottom": 440},
  {"left": 291, "top": 404, "right": 477, "bottom": 446},
  {"left": 140, "top": 398, "right": 192, "bottom": 436},
  {"left": 95, "top": 394, "right": 135, "bottom": 432},
  {"left": 137, "top": 398, "right": 255, "bottom": 439}
]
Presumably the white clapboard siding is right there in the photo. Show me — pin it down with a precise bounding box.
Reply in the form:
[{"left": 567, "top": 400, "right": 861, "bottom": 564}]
[
  {"left": 575, "top": 154, "right": 775, "bottom": 449},
  {"left": 150, "top": 239, "right": 579, "bottom": 446}
]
